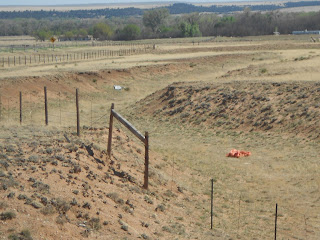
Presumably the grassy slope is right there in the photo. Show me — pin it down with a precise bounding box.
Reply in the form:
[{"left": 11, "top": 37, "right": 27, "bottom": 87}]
[{"left": 1, "top": 35, "right": 320, "bottom": 239}]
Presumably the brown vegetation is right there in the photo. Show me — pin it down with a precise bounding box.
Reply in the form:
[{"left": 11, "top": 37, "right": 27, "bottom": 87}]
[{"left": 0, "top": 35, "right": 320, "bottom": 239}]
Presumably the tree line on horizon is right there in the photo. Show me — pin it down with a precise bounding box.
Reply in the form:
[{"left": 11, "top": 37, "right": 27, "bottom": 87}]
[
  {"left": 0, "top": 2, "right": 320, "bottom": 19},
  {"left": 1, "top": 7, "right": 320, "bottom": 41}
]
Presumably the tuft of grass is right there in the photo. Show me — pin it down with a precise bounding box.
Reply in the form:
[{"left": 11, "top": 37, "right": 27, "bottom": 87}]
[
  {"left": 88, "top": 217, "right": 101, "bottom": 231},
  {"left": 0, "top": 211, "right": 16, "bottom": 220},
  {"left": 9, "top": 230, "right": 33, "bottom": 240},
  {"left": 0, "top": 201, "right": 8, "bottom": 210},
  {"left": 260, "top": 68, "right": 267, "bottom": 74},
  {"left": 106, "top": 192, "right": 124, "bottom": 205},
  {"left": 189, "top": 62, "right": 196, "bottom": 68},
  {"left": 294, "top": 56, "right": 308, "bottom": 61},
  {"left": 40, "top": 205, "right": 56, "bottom": 215}
]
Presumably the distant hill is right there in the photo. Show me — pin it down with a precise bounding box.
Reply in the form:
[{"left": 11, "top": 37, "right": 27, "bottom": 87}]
[{"left": 1, "top": 1, "right": 320, "bottom": 19}]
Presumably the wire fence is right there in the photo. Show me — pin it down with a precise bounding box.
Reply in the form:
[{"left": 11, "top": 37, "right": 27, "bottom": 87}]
[
  {"left": 0, "top": 87, "right": 319, "bottom": 239},
  {"left": 0, "top": 40, "right": 151, "bottom": 53},
  {"left": 0, "top": 43, "right": 153, "bottom": 68},
  {"left": 0, "top": 88, "right": 111, "bottom": 132},
  {"left": 208, "top": 179, "right": 320, "bottom": 239}
]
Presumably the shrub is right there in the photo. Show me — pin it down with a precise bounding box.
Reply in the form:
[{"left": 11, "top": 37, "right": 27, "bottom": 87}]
[
  {"left": 9, "top": 230, "right": 33, "bottom": 240},
  {"left": 0, "top": 201, "right": 8, "bottom": 209},
  {"left": 260, "top": 68, "right": 267, "bottom": 74},
  {"left": 0, "top": 211, "right": 16, "bottom": 220},
  {"left": 88, "top": 217, "right": 101, "bottom": 231},
  {"left": 40, "top": 205, "right": 55, "bottom": 215}
]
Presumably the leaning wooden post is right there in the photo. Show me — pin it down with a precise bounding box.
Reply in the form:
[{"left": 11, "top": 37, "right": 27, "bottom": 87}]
[
  {"left": 19, "top": 91, "right": 22, "bottom": 125},
  {"left": 44, "top": 86, "right": 48, "bottom": 126},
  {"left": 76, "top": 88, "right": 80, "bottom": 137},
  {"left": 107, "top": 103, "right": 114, "bottom": 157},
  {"left": 143, "top": 131, "right": 149, "bottom": 189}
]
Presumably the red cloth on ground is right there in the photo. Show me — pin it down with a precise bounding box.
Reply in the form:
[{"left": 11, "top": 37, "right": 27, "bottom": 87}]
[{"left": 226, "top": 149, "right": 251, "bottom": 158}]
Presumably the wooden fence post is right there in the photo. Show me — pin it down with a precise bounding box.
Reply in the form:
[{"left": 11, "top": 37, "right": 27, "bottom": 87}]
[
  {"left": 107, "top": 103, "right": 114, "bottom": 157},
  {"left": 0, "top": 94, "right": 2, "bottom": 121},
  {"left": 211, "top": 179, "right": 214, "bottom": 229},
  {"left": 275, "top": 203, "right": 278, "bottom": 240},
  {"left": 19, "top": 91, "right": 22, "bottom": 125},
  {"left": 143, "top": 131, "right": 149, "bottom": 189},
  {"left": 44, "top": 86, "right": 48, "bottom": 125},
  {"left": 76, "top": 88, "right": 80, "bottom": 137}
]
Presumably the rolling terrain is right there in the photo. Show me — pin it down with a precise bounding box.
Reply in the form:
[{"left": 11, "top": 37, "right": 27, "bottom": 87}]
[{"left": 1, "top": 35, "right": 320, "bottom": 239}]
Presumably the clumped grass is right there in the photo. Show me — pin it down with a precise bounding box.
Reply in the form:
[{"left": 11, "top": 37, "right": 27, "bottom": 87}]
[
  {"left": 9, "top": 230, "right": 33, "bottom": 240},
  {"left": 53, "top": 198, "right": 70, "bottom": 214},
  {"left": 0, "top": 201, "right": 8, "bottom": 209},
  {"left": 106, "top": 192, "right": 124, "bottom": 204},
  {"left": 0, "top": 211, "right": 16, "bottom": 220},
  {"left": 189, "top": 62, "right": 196, "bottom": 68},
  {"left": 31, "top": 181, "right": 50, "bottom": 194},
  {"left": 56, "top": 214, "right": 68, "bottom": 225},
  {"left": 144, "top": 195, "right": 153, "bottom": 204},
  {"left": 40, "top": 205, "right": 56, "bottom": 215},
  {"left": 260, "top": 68, "right": 267, "bottom": 74},
  {"left": 88, "top": 217, "right": 101, "bottom": 231},
  {"left": 156, "top": 204, "right": 166, "bottom": 212},
  {"left": 294, "top": 56, "right": 309, "bottom": 61}
]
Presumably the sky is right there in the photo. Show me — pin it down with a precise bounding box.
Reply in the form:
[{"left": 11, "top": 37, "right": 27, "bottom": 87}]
[{"left": 0, "top": 0, "right": 265, "bottom": 6}]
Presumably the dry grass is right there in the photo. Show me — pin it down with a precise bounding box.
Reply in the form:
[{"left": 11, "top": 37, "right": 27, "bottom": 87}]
[{"left": 1, "top": 35, "right": 320, "bottom": 239}]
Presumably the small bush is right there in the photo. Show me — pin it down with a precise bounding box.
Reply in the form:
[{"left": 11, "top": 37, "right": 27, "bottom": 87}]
[
  {"left": 0, "top": 201, "right": 8, "bottom": 209},
  {"left": 156, "top": 204, "right": 166, "bottom": 212},
  {"left": 9, "top": 230, "right": 33, "bottom": 240},
  {"left": 88, "top": 217, "right": 101, "bottom": 231},
  {"left": 106, "top": 192, "right": 124, "bottom": 205},
  {"left": 40, "top": 205, "right": 56, "bottom": 215},
  {"left": 260, "top": 68, "right": 267, "bottom": 74},
  {"left": 56, "top": 214, "right": 68, "bottom": 225},
  {"left": 0, "top": 211, "right": 16, "bottom": 220},
  {"left": 54, "top": 199, "right": 70, "bottom": 214},
  {"left": 144, "top": 196, "right": 153, "bottom": 204}
]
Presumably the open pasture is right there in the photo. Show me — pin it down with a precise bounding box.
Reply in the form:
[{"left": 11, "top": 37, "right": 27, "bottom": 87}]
[{"left": 0, "top": 35, "right": 320, "bottom": 239}]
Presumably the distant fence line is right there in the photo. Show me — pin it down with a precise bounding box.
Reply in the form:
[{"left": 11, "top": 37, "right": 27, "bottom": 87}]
[
  {"left": 0, "top": 44, "right": 153, "bottom": 68},
  {"left": 0, "top": 41, "right": 152, "bottom": 53}
]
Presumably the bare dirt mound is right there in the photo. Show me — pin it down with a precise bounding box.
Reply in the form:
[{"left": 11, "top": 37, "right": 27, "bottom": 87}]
[
  {"left": 135, "top": 81, "right": 320, "bottom": 140},
  {"left": 0, "top": 126, "right": 210, "bottom": 240}
]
